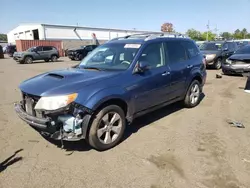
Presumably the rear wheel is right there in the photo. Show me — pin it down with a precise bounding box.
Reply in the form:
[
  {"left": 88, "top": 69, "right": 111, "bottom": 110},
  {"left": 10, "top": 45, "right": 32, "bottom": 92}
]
[
  {"left": 214, "top": 58, "right": 222, "bottom": 69},
  {"left": 88, "top": 105, "right": 126, "bottom": 151},
  {"left": 183, "top": 80, "right": 201, "bottom": 108},
  {"left": 51, "top": 55, "right": 58, "bottom": 62},
  {"left": 24, "top": 56, "right": 33, "bottom": 64}
]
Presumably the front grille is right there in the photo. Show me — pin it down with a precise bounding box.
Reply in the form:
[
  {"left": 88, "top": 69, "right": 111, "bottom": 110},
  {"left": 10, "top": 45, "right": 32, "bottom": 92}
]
[{"left": 22, "top": 92, "right": 42, "bottom": 117}]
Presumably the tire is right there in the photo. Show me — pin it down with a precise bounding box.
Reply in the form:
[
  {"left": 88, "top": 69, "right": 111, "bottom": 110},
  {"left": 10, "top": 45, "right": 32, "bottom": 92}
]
[
  {"left": 51, "top": 55, "right": 58, "bottom": 62},
  {"left": 183, "top": 80, "right": 202, "bottom": 108},
  {"left": 74, "top": 56, "right": 79, "bottom": 61},
  {"left": 44, "top": 59, "right": 50, "bottom": 62},
  {"left": 214, "top": 58, "right": 222, "bottom": 70},
  {"left": 88, "top": 105, "right": 126, "bottom": 151},
  {"left": 78, "top": 54, "right": 83, "bottom": 61},
  {"left": 24, "top": 56, "right": 33, "bottom": 64},
  {"left": 222, "top": 68, "right": 228, "bottom": 75}
]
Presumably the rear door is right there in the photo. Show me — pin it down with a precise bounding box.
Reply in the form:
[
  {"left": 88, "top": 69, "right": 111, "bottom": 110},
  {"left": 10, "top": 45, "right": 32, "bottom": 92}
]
[
  {"left": 42, "top": 46, "right": 53, "bottom": 59},
  {"left": 164, "top": 40, "right": 189, "bottom": 98}
]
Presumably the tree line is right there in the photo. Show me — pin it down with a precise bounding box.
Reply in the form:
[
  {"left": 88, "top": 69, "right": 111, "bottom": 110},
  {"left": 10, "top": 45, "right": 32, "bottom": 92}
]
[
  {"left": 0, "top": 34, "right": 7, "bottom": 41},
  {"left": 186, "top": 28, "right": 250, "bottom": 41},
  {"left": 161, "top": 22, "right": 250, "bottom": 41}
]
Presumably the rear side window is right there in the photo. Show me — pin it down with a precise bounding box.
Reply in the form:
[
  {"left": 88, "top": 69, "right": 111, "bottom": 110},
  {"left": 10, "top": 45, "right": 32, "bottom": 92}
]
[
  {"left": 43, "top": 46, "right": 52, "bottom": 51},
  {"left": 182, "top": 41, "right": 200, "bottom": 58},
  {"left": 165, "top": 41, "right": 187, "bottom": 64}
]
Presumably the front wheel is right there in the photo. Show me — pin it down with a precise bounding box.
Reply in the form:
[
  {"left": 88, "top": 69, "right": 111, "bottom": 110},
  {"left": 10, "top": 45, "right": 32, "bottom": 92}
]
[
  {"left": 183, "top": 80, "right": 201, "bottom": 108},
  {"left": 214, "top": 58, "right": 222, "bottom": 69},
  {"left": 88, "top": 105, "right": 126, "bottom": 151},
  {"left": 78, "top": 54, "right": 83, "bottom": 61},
  {"left": 51, "top": 55, "right": 58, "bottom": 62},
  {"left": 24, "top": 56, "right": 33, "bottom": 64}
]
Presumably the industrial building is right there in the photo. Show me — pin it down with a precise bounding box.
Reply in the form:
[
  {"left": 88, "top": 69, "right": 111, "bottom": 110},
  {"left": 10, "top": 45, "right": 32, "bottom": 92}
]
[{"left": 7, "top": 23, "right": 159, "bottom": 49}]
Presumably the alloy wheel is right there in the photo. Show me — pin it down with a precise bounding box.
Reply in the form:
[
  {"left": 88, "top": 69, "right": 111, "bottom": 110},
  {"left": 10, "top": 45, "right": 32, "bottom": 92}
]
[
  {"left": 216, "top": 60, "right": 222, "bottom": 69},
  {"left": 97, "top": 112, "right": 122, "bottom": 144},
  {"left": 190, "top": 84, "right": 200, "bottom": 104}
]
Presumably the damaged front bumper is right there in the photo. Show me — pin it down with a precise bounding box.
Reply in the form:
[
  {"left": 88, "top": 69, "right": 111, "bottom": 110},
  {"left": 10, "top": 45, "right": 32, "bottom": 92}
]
[
  {"left": 222, "top": 64, "right": 250, "bottom": 75},
  {"left": 14, "top": 102, "right": 92, "bottom": 141}
]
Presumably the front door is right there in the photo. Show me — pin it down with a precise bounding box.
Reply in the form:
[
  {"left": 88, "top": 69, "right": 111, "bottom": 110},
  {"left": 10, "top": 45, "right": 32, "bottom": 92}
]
[
  {"left": 132, "top": 42, "right": 172, "bottom": 113},
  {"left": 33, "top": 46, "right": 43, "bottom": 60}
]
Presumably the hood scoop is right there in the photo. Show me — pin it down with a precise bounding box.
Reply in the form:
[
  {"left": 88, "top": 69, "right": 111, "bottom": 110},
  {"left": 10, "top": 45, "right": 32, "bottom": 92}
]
[{"left": 46, "top": 73, "right": 64, "bottom": 79}]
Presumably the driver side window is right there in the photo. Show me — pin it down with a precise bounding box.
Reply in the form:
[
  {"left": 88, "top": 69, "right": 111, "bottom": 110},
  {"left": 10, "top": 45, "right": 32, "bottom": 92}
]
[{"left": 137, "top": 42, "right": 165, "bottom": 69}]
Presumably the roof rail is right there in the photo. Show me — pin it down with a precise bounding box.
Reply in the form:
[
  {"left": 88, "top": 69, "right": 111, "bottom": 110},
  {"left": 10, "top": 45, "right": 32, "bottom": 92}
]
[{"left": 106, "top": 32, "right": 188, "bottom": 42}]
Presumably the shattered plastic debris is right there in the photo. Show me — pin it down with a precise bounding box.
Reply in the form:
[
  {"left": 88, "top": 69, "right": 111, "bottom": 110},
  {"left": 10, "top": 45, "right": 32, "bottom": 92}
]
[
  {"left": 226, "top": 120, "right": 245, "bottom": 128},
  {"left": 216, "top": 73, "right": 222, "bottom": 79}
]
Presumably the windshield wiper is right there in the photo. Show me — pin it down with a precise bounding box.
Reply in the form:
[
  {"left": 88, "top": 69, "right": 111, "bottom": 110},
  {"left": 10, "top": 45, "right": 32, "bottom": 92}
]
[{"left": 82, "top": 66, "right": 102, "bottom": 71}]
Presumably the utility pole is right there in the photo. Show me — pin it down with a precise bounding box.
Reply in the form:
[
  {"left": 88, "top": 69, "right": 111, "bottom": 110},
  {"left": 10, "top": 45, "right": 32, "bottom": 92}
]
[
  {"left": 214, "top": 24, "right": 219, "bottom": 40},
  {"left": 206, "top": 20, "right": 210, "bottom": 41}
]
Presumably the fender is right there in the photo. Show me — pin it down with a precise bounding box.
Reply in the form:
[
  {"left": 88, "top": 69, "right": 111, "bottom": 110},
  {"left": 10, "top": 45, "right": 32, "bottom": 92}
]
[
  {"left": 77, "top": 86, "right": 132, "bottom": 113},
  {"left": 185, "top": 67, "right": 203, "bottom": 92}
]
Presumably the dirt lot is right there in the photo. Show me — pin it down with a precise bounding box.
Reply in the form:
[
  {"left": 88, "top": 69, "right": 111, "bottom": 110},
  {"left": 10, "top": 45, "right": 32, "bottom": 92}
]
[{"left": 0, "top": 56, "right": 250, "bottom": 188}]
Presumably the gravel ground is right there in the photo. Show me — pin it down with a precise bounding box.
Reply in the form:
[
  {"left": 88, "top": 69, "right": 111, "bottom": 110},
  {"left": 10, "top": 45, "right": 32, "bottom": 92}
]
[{"left": 0, "top": 56, "right": 250, "bottom": 188}]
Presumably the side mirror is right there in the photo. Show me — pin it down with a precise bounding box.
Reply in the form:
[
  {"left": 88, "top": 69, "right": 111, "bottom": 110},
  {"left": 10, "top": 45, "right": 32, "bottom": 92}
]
[
  {"left": 135, "top": 61, "right": 150, "bottom": 73},
  {"left": 223, "top": 47, "right": 228, "bottom": 51}
]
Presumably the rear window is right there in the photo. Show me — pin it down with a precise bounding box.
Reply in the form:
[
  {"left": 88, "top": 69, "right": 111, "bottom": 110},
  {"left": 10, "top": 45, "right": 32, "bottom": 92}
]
[
  {"left": 165, "top": 41, "right": 188, "bottom": 63},
  {"left": 200, "top": 43, "right": 222, "bottom": 50},
  {"left": 43, "top": 46, "right": 53, "bottom": 51},
  {"left": 182, "top": 41, "right": 200, "bottom": 58}
]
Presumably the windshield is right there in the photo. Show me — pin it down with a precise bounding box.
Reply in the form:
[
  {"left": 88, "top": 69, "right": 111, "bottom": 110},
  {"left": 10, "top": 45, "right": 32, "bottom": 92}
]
[
  {"left": 200, "top": 43, "right": 222, "bottom": 51},
  {"left": 235, "top": 45, "right": 250, "bottom": 54},
  {"left": 27, "top": 47, "right": 36, "bottom": 52},
  {"left": 79, "top": 43, "right": 141, "bottom": 70}
]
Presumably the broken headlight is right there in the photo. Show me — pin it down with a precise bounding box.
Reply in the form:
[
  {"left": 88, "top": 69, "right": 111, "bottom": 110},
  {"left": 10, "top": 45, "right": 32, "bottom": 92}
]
[
  {"left": 34, "top": 93, "right": 78, "bottom": 111},
  {"left": 226, "top": 59, "right": 232, "bottom": 64}
]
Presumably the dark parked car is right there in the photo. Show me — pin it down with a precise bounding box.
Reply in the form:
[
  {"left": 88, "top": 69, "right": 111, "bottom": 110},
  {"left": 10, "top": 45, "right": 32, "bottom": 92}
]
[
  {"left": 67, "top": 45, "right": 98, "bottom": 61},
  {"left": 6, "top": 45, "right": 16, "bottom": 57},
  {"left": 14, "top": 33, "right": 206, "bottom": 150},
  {"left": 200, "top": 41, "right": 238, "bottom": 69},
  {"left": 13, "top": 46, "right": 59, "bottom": 64},
  {"left": 222, "top": 45, "right": 250, "bottom": 75}
]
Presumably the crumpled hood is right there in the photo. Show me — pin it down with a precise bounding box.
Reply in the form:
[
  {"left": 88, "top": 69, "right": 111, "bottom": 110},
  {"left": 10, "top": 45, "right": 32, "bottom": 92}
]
[
  {"left": 229, "top": 54, "right": 250, "bottom": 61},
  {"left": 19, "top": 68, "right": 120, "bottom": 96}
]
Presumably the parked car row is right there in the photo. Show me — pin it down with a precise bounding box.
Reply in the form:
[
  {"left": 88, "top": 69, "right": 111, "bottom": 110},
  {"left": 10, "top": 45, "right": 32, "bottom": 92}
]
[{"left": 198, "top": 40, "right": 250, "bottom": 75}]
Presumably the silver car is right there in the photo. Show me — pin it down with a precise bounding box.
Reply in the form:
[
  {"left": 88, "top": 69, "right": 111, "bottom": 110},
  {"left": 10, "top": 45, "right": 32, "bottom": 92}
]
[{"left": 222, "top": 45, "right": 250, "bottom": 75}]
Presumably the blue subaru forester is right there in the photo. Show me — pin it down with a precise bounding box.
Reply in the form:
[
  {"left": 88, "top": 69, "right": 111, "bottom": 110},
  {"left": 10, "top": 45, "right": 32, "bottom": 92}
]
[{"left": 14, "top": 33, "right": 207, "bottom": 150}]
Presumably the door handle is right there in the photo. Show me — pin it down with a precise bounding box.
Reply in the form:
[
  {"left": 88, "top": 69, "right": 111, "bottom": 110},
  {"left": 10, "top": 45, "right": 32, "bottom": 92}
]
[
  {"left": 162, "top": 71, "right": 170, "bottom": 76},
  {"left": 187, "top": 65, "right": 193, "bottom": 69}
]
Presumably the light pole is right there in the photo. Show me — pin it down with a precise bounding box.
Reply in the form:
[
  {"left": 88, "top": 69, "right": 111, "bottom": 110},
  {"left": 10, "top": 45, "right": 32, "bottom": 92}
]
[{"left": 206, "top": 20, "right": 210, "bottom": 41}]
